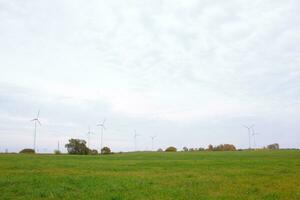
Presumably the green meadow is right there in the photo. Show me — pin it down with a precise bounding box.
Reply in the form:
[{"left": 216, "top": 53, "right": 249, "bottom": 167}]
[{"left": 1, "top": 150, "right": 300, "bottom": 200}]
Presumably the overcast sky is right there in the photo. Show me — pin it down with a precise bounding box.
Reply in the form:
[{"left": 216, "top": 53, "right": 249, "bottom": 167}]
[{"left": 0, "top": 0, "right": 300, "bottom": 153}]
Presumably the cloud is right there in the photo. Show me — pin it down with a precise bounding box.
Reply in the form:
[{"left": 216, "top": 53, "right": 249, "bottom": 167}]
[{"left": 0, "top": 0, "right": 300, "bottom": 151}]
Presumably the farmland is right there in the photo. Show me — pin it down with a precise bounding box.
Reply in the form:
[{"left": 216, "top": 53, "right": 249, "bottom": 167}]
[{"left": 1, "top": 150, "right": 300, "bottom": 200}]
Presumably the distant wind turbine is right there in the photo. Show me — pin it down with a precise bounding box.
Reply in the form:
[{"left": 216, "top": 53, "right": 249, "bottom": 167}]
[
  {"left": 31, "top": 110, "right": 41, "bottom": 152},
  {"left": 134, "top": 130, "right": 140, "bottom": 151},
  {"left": 86, "top": 127, "right": 94, "bottom": 149},
  {"left": 57, "top": 140, "right": 60, "bottom": 152},
  {"left": 150, "top": 136, "right": 156, "bottom": 151},
  {"left": 97, "top": 118, "right": 106, "bottom": 153},
  {"left": 243, "top": 124, "right": 254, "bottom": 149},
  {"left": 251, "top": 127, "right": 259, "bottom": 149}
]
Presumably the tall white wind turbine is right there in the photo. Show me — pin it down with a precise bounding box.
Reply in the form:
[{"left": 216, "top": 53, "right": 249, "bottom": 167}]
[
  {"left": 150, "top": 136, "right": 156, "bottom": 151},
  {"left": 86, "top": 126, "right": 94, "bottom": 149},
  {"left": 97, "top": 119, "right": 106, "bottom": 153},
  {"left": 31, "top": 110, "right": 41, "bottom": 152},
  {"left": 134, "top": 130, "right": 140, "bottom": 151},
  {"left": 251, "top": 127, "right": 259, "bottom": 149},
  {"left": 243, "top": 124, "right": 254, "bottom": 149}
]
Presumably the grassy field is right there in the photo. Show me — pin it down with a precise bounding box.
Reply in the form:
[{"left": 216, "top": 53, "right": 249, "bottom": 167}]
[{"left": 1, "top": 150, "right": 300, "bottom": 200}]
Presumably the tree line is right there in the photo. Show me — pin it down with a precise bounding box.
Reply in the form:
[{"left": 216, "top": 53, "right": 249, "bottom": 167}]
[{"left": 17, "top": 139, "right": 281, "bottom": 154}]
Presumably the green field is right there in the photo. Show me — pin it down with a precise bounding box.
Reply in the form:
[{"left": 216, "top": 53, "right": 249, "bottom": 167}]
[{"left": 1, "top": 151, "right": 300, "bottom": 200}]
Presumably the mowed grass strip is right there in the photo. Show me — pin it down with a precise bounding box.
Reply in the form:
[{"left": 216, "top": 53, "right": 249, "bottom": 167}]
[{"left": 0, "top": 150, "right": 300, "bottom": 200}]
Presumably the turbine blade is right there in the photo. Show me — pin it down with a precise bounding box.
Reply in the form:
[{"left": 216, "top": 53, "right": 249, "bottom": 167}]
[
  {"left": 37, "top": 120, "right": 42, "bottom": 126},
  {"left": 243, "top": 125, "right": 249, "bottom": 129},
  {"left": 103, "top": 118, "right": 106, "bottom": 124},
  {"left": 36, "top": 110, "right": 40, "bottom": 119}
]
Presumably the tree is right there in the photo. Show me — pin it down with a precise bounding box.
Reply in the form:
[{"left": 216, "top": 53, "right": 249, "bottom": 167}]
[
  {"left": 213, "top": 144, "right": 236, "bottom": 151},
  {"left": 19, "top": 149, "right": 35, "bottom": 154},
  {"left": 101, "top": 146, "right": 111, "bottom": 154},
  {"left": 183, "top": 147, "right": 188, "bottom": 152},
  {"left": 157, "top": 148, "right": 163, "bottom": 152},
  {"left": 165, "top": 146, "right": 177, "bottom": 152},
  {"left": 65, "top": 139, "right": 90, "bottom": 155},
  {"left": 267, "top": 143, "right": 279, "bottom": 150},
  {"left": 90, "top": 149, "right": 98, "bottom": 155},
  {"left": 54, "top": 150, "right": 61, "bottom": 155},
  {"left": 207, "top": 144, "right": 236, "bottom": 151},
  {"left": 221, "top": 144, "right": 236, "bottom": 151}
]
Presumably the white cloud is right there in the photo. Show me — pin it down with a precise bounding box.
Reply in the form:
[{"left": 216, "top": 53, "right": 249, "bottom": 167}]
[{"left": 0, "top": 0, "right": 300, "bottom": 152}]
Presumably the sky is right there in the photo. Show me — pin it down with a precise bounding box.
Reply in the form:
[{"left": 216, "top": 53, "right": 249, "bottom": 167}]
[{"left": 0, "top": 0, "right": 300, "bottom": 153}]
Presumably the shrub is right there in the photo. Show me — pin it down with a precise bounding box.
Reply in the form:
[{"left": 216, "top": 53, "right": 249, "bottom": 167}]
[
  {"left": 165, "top": 146, "right": 177, "bottom": 152},
  {"left": 206, "top": 144, "right": 236, "bottom": 151},
  {"left": 90, "top": 149, "right": 99, "bottom": 155},
  {"left": 215, "top": 144, "right": 236, "bottom": 151},
  {"left": 19, "top": 149, "right": 35, "bottom": 154},
  {"left": 54, "top": 150, "right": 61, "bottom": 155},
  {"left": 266, "top": 143, "right": 279, "bottom": 150},
  {"left": 65, "top": 139, "right": 91, "bottom": 155},
  {"left": 101, "top": 147, "right": 111, "bottom": 154}
]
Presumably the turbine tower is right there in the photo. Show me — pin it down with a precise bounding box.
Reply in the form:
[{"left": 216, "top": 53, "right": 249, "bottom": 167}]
[
  {"left": 134, "top": 130, "right": 140, "bottom": 151},
  {"left": 251, "top": 127, "right": 259, "bottom": 149},
  {"left": 57, "top": 140, "right": 60, "bottom": 152},
  {"left": 243, "top": 124, "right": 254, "bottom": 149},
  {"left": 86, "top": 127, "right": 93, "bottom": 149},
  {"left": 97, "top": 118, "right": 106, "bottom": 153},
  {"left": 150, "top": 136, "right": 156, "bottom": 151},
  {"left": 31, "top": 110, "right": 41, "bottom": 152}
]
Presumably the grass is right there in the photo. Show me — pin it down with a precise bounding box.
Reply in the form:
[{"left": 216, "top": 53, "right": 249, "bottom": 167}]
[{"left": 1, "top": 150, "right": 300, "bottom": 200}]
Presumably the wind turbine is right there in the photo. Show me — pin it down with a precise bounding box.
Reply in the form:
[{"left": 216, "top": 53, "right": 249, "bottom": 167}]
[
  {"left": 31, "top": 110, "right": 41, "bottom": 152},
  {"left": 57, "top": 140, "right": 60, "bottom": 152},
  {"left": 134, "top": 130, "right": 140, "bottom": 151},
  {"left": 86, "top": 127, "right": 94, "bottom": 149},
  {"left": 243, "top": 124, "right": 254, "bottom": 149},
  {"left": 97, "top": 119, "right": 106, "bottom": 153},
  {"left": 150, "top": 136, "right": 156, "bottom": 151},
  {"left": 251, "top": 127, "right": 259, "bottom": 149}
]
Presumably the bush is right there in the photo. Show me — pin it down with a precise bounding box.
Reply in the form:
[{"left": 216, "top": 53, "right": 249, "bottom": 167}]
[
  {"left": 165, "top": 146, "right": 177, "bottom": 152},
  {"left": 54, "top": 150, "right": 61, "bottom": 155},
  {"left": 19, "top": 149, "right": 35, "bottom": 154},
  {"left": 215, "top": 144, "right": 236, "bottom": 151},
  {"left": 101, "top": 147, "right": 111, "bottom": 154},
  {"left": 90, "top": 149, "right": 99, "bottom": 155},
  {"left": 266, "top": 143, "right": 279, "bottom": 150},
  {"left": 207, "top": 144, "right": 236, "bottom": 151},
  {"left": 65, "top": 139, "right": 91, "bottom": 155},
  {"left": 218, "top": 144, "right": 236, "bottom": 151}
]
